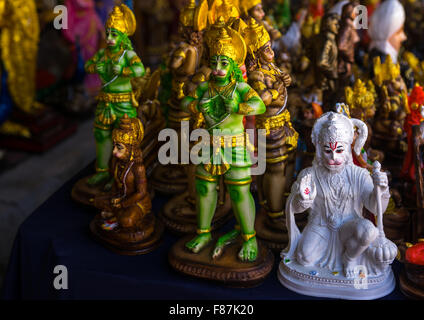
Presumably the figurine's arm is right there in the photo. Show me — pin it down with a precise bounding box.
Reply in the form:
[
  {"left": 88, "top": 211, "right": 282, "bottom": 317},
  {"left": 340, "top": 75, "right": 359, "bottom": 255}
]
[
  {"left": 234, "top": 82, "right": 266, "bottom": 116},
  {"left": 85, "top": 49, "right": 104, "bottom": 74},
  {"left": 362, "top": 169, "right": 391, "bottom": 216},
  {"left": 120, "top": 165, "right": 148, "bottom": 209},
  {"left": 122, "top": 51, "right": 145, "bottom": 78},
  {"left": 181, "top": 81, "right": 208, "bottom": 114},
  {"left": 288, "top": 169, "right": 317, "bottom": 214}
]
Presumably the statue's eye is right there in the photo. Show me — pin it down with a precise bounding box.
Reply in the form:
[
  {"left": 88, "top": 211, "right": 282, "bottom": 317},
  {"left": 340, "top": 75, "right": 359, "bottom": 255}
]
[
  {"left": 222, "top": 62, "right": 228, "bottom": 67},
  {"left": 336, "top": 149, "right": 344, "bottom": 154},
  {"left": 324, "top": 149, "right": 332, "bottom": 154}
]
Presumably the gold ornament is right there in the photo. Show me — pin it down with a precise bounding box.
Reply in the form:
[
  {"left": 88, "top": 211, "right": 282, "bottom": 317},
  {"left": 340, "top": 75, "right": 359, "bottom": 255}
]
[
  {"left": 112, "top": 114, "right": 144, "bottom": 147},
  {"left": 106, "top": 4, "right": 136, "bottom": 36},
  {"left": 180, "top": 0, "right": 208, "bottom": 31},
  {"left": 206, "top": 17, "right": 247, "bottom": 67},
  {"left": 1, "top": 0, "right": 40, "bottom": 114},
  {"left": 179, "top": 0, "right": 196, "bottom": 28},
  {"left": 373, "top": 55, "right": 401, "bottom": 87},
  {"left": 240, "top": 0, "right": 262, "bottom": 16},
  {"left": 345, "top": 79, "right": 376, "bottom": 120},
  {"left": 243, "top": 17, "right": 271, "bottom": 58},
  {"left": 209, "top": 0, "right": 241, "bottom": 25}
]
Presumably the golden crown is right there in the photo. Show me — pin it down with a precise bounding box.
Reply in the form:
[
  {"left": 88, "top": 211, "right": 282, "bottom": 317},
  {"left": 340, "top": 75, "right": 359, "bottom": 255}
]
[
  {"left": 209, "top": 0, "right": 241, "bottom": 25},
  {"left": 112, "top": 114, "right": 144, "bottom": 147},
  {"left": 373, "top": 55, "right": 401, "bottom": 86},
  {"left": 179, "top": 0, "right": 208, "bottom": 31},
  {"left": 240, "top": 0, "right": 262, "bottom": 16},
  {"left": 243, "top": 17, "right": 271, "bottom": 57},
  {"left": 206, "top": 17, "right": 247, "bottom": 67},
  {"left": 106, "top": 4, "right": 136, "bottom": 36}
]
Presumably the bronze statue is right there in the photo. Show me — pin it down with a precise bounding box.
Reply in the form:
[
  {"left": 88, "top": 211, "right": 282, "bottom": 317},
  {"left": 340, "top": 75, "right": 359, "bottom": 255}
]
[{"left": 90, "top": 114, "right": 163, "bottom": 254}]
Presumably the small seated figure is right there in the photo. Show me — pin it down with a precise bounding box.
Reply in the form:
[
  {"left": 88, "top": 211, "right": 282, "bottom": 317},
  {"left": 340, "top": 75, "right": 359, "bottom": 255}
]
[
  {"left": 279, "top": 112, "right": 398, "bottom": 299},
  {"left": 91, "top": 114, "right": 162, "bottom": 254}
]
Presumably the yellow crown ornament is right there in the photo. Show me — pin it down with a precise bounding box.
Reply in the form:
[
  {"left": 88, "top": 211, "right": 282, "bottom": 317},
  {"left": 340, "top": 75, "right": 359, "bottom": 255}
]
[
  {"left": 180, "top": 0, "right": 209, "bottom": 31},
  {"left": 373, "top": 55, "right": 401, "bottom": 87},
  {"left": 112, "top": 114, "right": 144, "bottom": 147},
  {"left": 206, "top": 16, "right": 247, "bottom": 67},
  {"left": 209, "top": 0, "right": 241, "bottom": 25},
  {"left": 240, "top": 0, "right": 262, "bottom": 16},
  {"left": 243, "top": 17, "right": 271, "bottom": 58},
  {"left": 106, "top": 4, "right": 136, "bottom": 36}
]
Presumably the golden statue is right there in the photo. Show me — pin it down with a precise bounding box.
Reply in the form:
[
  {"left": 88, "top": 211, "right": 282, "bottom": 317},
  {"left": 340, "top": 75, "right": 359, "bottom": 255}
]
[{"left": 0, "top": 0, "right": 42, "bottom": 115}]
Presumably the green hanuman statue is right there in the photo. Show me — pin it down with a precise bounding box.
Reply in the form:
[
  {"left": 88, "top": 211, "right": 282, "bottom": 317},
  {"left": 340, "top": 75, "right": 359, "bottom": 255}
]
[
  {"left": 85, "top": 4, "right": 145, "bottom": 186},
  {"left": 181, "top": 25, "right": 266, "bottom": 262}
]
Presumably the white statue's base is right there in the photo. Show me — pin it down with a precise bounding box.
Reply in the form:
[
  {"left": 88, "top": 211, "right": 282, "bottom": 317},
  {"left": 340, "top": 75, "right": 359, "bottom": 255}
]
[{"left": 278, "top": 256, "right": 395, "bottom": 300}]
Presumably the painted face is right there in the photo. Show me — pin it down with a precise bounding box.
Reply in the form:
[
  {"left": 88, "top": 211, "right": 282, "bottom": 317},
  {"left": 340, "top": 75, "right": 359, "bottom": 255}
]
[
  {"left": 113, "top": 142, "right": 129, "bottom": 160},
  {"left": 388, "top": 26, "right": 407, "bottom": 53},
  {"left": 259, "top": 42, "right": 274, "bottom": 64},
  {"left": 106, "top": 28, "right": 121, "bottom": 48},
  {"left": 210, "top": 56, "right": 232, "bottom": 81},
  {"left": 250, "top": 4, "right": 265, "bottom": 22},
  {"left": 321, "top": 141, "right": 347, "bottom": 172}
]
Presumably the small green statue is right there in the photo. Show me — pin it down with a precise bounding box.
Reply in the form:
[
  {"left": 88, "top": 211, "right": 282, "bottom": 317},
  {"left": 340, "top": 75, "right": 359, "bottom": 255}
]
[
  {"left": 181, "top": 22, "right": 266, "bottom": 262},
  {"left": 84, "top": 4, "right": 145, "bottom": 186}
]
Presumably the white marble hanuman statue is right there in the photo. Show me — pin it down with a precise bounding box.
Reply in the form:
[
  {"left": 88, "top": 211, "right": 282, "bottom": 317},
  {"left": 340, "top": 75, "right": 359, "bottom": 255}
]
[{"left": 283, "top": 112, "right": 397, "bottom": 278}]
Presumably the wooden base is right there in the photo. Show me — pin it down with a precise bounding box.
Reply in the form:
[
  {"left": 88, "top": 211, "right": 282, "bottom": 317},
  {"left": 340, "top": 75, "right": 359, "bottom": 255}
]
[
  {"left": 0, "top": 107, "right": 76, "bottom": 152},
  {"left": 71, "top": 176, "right": 108, "bottom": 207},
  {"left": 168, "top": 234, "right": 274, "bottom": 288},
  {"left": 399, "top": 270, "right": 424, "bottom": 300},
  {"left": 158, "top": 191, "right": 233, "bottom": 235},
  {"left": 150, "top": 164, "right": 187, "bottom": 194},
  {"left": 90, "top": 214, "right": 164, "bottom": 255},
  {"left": 255, "top": 208, "right": 308, "bottom": 252}
]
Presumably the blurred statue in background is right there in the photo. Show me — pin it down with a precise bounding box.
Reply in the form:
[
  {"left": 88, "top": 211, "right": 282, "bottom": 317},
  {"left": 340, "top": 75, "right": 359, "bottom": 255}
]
[{"left": 84, "top": 4, "right": 145, "bottom": 186}]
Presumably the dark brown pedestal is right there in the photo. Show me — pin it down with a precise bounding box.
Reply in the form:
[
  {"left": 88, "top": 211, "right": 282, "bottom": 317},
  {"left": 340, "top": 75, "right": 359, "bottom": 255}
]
[
  {"left": 90, "top": 214, "right": 164, "bottom": 255},
  {"left": 168, "top": 234, "right": 274, "bottom": 288}
]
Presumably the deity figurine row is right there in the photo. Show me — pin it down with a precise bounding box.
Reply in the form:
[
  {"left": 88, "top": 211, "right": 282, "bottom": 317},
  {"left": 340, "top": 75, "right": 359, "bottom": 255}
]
[{"left": 67, "top": 0, "right": 424, "bottom": 299}]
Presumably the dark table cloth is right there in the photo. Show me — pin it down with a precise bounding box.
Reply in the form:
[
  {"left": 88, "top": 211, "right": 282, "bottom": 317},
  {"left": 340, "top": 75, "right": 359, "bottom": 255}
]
[{"left": 1, "top": 164, "right": 406, "bottom": 300}]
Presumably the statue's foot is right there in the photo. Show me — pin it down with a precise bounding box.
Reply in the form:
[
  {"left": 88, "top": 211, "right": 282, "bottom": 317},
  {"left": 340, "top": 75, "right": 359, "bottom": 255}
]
[
  {"left": 238, "top": 237, "right": 258, "bottom": 262},
  {"left": 212, "top": 229, "right": 240, "bottom": 260},
  {"left": 342, "top": 253, "right": 357, "bottom": 278},
  {"left": 87, "top": 172, "right": 110, "bottom": 186},
  {"left": 185, "top": 233, "right": 212, "bottom": 254}
]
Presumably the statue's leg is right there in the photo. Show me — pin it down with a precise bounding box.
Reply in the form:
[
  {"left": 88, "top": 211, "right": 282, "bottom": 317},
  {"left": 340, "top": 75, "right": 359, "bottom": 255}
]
[
  {"left": 296, "top": 224, "right": 329, "bottom": 266},
  {"left": 224, "top": 166, "right": 258, "bottom": 262},
  {"left": 185, "top": 166, "right": 218, "bottom": 253},
  {"left": 340, "top": 218, "right": 378, "bottom": 278},
  {"left": 87, "top": 127, "right": 112, "bottom": 186}
]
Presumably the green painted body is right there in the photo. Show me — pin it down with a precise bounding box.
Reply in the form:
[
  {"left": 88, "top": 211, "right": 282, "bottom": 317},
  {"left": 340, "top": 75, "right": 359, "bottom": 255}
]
[
  {"left": 181, "top": 56, "right": 266, "bottom": 262},
  {"left": 84, "top": 28, "right": 145, "bottom": 185}
]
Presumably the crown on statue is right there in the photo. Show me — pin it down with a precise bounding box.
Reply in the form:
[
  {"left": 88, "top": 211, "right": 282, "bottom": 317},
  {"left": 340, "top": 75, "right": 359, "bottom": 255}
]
[
  {"left": 373, "top": 55, "right": 401, "bottom": 86},
  {"left": 209, "top": 0, "right": 241, "bottom": 25},
  {"left": 180, "top": 0, "right": 208, "bottom": 31},
  {"left": 106, "top": 4, "right": 136, "bottom": 36},
  {"left": 240, "top": 0, "right": 262, "bottom": 16},
  {"left": 112, "top": 114, "right": 144, "bottom": 147},
  {"left": 243, "top": 17, "right": 271, "bottom": 57},
  {"left": 345, "top": 79, "right": 376, "bottom": 113},
  {"left": 206, "top": 17, "right": 247, "bottom": 67}
]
